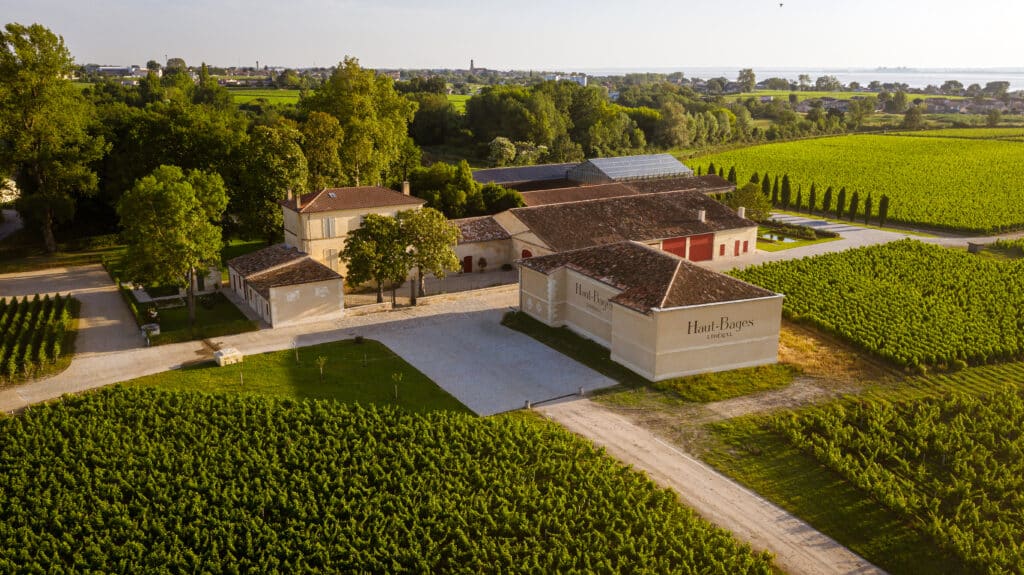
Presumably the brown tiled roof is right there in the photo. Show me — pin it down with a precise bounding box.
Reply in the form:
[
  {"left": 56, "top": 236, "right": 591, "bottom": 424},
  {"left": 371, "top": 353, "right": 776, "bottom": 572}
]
[
  {"left": 246, "top": 258, "right": 342, "bottom": 298},
  {"left": 520, "top": 183, "right": 639, "bottom": 207},
  {"left": 452, "top": 216, "right": 510, "bottom": 244},
  {"left": 519, "top": 242, "right": 775, "bottom": 314},
  {"left": 280, "top": 187, "right": 425, "bottom": 214},
  {"left": 625, "top": 174, "right": 735, "bottom": 195},
  {"left": 509, "top": 190, "right": 755, "bottom": 252},
  {"left": 227, "top": 244, "right": 305, "bottom": 278}
]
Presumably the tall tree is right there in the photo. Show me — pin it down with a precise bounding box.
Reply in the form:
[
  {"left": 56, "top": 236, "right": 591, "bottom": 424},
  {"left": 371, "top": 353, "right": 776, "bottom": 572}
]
[
  {"left": 822, "top": 186, "right": 833, "bottom": 214},
  {"left": 780, "top": 174, "right": 792, "bottom": 209},
  {"left": 761, "top": 173, "right": 771, "bottom": 197},
  {"left": 340, "top": 213, "right": 409, "bottom": 304},
  {"left": 0, "top": 23, "right": 108, "bottom": 252},
  {"left": 725, "top": 183, "right": 773, "bottom": 222},
  {"left": 836, "top": 187, "right": 847, "bottom": 218},
  {"left": 118, "top": 166, "right": 227, "bottom": 327},
  {"left": 863, "top": 194, "right": 873, "bottom": 225},
  {"left": 301, "top": 111, "right": 345, "bottom": 191},
  {"left": 808, "top": 183, "right": 817, "bottom": 214},
  {"left": 737, "top": 68, "right": 756, "bottom": 92},
  {"left": 397, "top": 208, "right": 460, "bottom": 300},
  {"left": 878, "top": 195, "right": 890, "bottom": 227},
  {"left": 238, "top": 125, "right": 308, "bottom": 244},
  {"left": 300, "top": 57, "right": 417, "bottom": 186},
  {"left": 848, "top": 191, "right": 860, "bottom": 222}
]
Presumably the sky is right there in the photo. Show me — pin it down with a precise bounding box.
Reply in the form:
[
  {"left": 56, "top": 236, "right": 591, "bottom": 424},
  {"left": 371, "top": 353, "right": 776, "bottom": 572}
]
[{"left": 3, "top": 0, "right": 1023, "bottom": 71}]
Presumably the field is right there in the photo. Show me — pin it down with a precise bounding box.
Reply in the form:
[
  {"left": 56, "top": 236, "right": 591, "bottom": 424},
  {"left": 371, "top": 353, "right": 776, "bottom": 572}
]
[
  {"left": 0, "top": 387, "right": 775, "bottom": 573},
  {"left": 733, "top": 241, "right": 1024, "bottom": 370},
  {"left": 886, "top": 127, "right": 1024, "bottom": 139},
  {"left": 228, "top": 88, "right": 301, "bottom": 105},
  {"left": 694, "top": 134, "right": 1024, "bottom": 232},
  {"left": 0, "top": 294, "right": 77, "bottom": 382},
  {"left": 447, "top": 93, "right": 469, "bottom": 112},
  {"left": 732, "top": 90, "right": 906, "bottom": 102},
  {"left": 126, "top": 338, "right": 468, "bottom": 413}
]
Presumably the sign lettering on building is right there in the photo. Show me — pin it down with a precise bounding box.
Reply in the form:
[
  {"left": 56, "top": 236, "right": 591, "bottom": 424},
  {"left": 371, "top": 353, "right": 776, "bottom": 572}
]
[
  {"left": 574, "top": 282, "right": 612, "bottom": 314},
  {"left": 687, "top": 316, "right": 756, "bottom": 340}
]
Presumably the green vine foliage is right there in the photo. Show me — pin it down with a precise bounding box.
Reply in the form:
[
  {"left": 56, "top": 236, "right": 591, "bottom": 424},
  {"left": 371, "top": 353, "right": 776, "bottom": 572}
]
[{"left": 0, "top": 388, "right": 774, "bottom": 574}]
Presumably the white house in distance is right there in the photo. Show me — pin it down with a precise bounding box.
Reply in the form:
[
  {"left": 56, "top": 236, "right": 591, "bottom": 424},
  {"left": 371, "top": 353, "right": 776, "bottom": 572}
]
[{"left": 518, "top": 241, "right": 784, "bottom": 381}]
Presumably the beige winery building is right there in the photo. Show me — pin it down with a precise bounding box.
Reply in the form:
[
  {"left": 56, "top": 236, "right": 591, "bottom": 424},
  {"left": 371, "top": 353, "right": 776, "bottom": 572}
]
[
  {"left": 227, "top": 244, "right": 344, "bottom": 328},
  {"left": 281, "top": 185, "right": 425, "bottom": 275},
  {"left": 519, "top": 241, "right": 783, "bottom": 381}
]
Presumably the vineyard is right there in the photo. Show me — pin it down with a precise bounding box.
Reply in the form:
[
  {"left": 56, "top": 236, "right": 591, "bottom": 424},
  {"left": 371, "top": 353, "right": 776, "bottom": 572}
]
[
  {"left": 0, "top": 293, "right": 77, "bottom": 382},
  {"left": 774, "top": 387, "right": 1024, "bottom": 574},
  {"left": 0, "top": 387, "right": 775, "bottom": 573},
  {"left": 732, "top": 240, "right": 1024, "bottom": 369},
  {"left": 693, "top": 134, "right": 1024, "bottom": 232},
  {"left": 886, "top": 127, "right": 1024, "bottom": 140}
]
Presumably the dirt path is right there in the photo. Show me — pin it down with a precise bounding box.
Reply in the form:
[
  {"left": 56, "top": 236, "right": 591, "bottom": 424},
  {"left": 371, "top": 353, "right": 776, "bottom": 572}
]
[{"left": 539, "top": 399, "right": 886, "bottom": 575}]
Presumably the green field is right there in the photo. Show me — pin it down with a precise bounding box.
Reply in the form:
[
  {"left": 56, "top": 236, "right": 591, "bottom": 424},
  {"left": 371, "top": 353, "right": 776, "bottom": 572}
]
[
  {"left": 733, "top": 241, "right": 1024, "bottom": 370},
  {"left": 0, "top": 387, "right": 775, "bottom": 572},
  {"left": 732, "top": 90, "right": 888, "bottom": 102},
  {"left": 695, "top": 134, "right": 1024, "bottom": 232},
  {"left": 228, "top": 88, "right": 301, "bottom": 105},
  {"left": 886, "top": 127, "right": 1024, "bottom": 140},
  {"left": 447, "top": 93, "right": 469, "bottom": 112},
  {"left": 126, "top": 338, "right": 469, "bottom": 413}
]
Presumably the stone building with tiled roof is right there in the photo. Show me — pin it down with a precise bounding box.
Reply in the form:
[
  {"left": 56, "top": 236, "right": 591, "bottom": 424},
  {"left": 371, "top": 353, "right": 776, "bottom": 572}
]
[
  {"left": 227, "top": 244, "right": 344, "bottom": 327},
  {"left": 451, "top": 216, "right": 511, "bottom": 273},
  {"left": 280, "top": 184, "right": 425, "bottom": 275},
  {"left": 519, "top": 242, "right": 783, "bottom": 381}
]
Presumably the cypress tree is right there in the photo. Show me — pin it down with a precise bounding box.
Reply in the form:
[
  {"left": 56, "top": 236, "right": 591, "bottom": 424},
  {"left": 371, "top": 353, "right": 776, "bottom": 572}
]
[
  {"left": 696, "top": 165, "right": 702, "bottom": 176},
  {"left": 796, "top": 186, "right": 803, "bottom": 212},
  {"left": 848, "top": 191, "right": 860, "bottom": 222},
  {"left": 878, "top": 195, "right": 890, "bottom": 227},
  {"left": 780, "top": 174, "right": 792, "bottom": 209},
  {"left": 761, "top": 173, "right": 771, "bottom": 197},
  {"left": 718, "top": 167, "right": 725, "bottom": 177},
  {"left": 707, "top": 162, "right": 716, "bottom": 175},
  {"left": 749, "top": 172, "right": 760, "bottom": 184},
  {"left": 864, "top": 194, "right": 873, "bottom": 224},
  {"left": 836, "top": 187, "right": 847, "bottom": 219},
  {"left": 727, "top": 166, "right": 738, "bottom": 183},
  {"left": 808, "top": 183, "right": 817, "bottom": 214},
  {"left": 771, "top": 176, "right": 780, "bottom": 204},
  {"left": 822, "top": 186, "right": 833, "bottom": 214}
]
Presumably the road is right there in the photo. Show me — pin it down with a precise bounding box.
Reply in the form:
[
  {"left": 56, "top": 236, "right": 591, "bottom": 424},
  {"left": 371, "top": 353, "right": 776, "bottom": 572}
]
[{"left": 540, "top": 399, "right": 885, "bottom": 575}]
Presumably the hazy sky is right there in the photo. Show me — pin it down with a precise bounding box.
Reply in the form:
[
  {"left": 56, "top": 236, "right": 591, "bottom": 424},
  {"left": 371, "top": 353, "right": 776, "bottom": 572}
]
[{"left": 3, "top": 0, "right": 1022, "bottom": 71}]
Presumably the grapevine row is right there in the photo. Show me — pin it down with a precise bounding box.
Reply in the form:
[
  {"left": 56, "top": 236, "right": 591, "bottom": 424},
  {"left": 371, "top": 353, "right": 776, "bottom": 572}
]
[{"left": 0, "top": 293, "right": 75, "bottom": 382}]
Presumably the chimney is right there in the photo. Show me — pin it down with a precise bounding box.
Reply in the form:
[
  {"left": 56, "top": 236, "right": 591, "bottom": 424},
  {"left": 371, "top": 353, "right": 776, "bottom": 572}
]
[
  {"left": 402, "top": 181, "right": 410, "bottom": 196},
  {"left": 697, "top": 209, "right": 706, "bottom": 223},
  {"left": 286, "top": 188, "right": 293, "bottom": 201},
  {"left": 295, "top": 191, "right": 302, "bottom": 210},
  {"left": 737, "top": 206, "right": 746, "bottom": 219}
]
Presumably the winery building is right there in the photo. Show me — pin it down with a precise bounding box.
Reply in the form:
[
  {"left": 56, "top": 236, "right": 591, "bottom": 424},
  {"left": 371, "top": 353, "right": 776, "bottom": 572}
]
[{"left": 518, "top": 241, "right": 784, "bottom": 380}]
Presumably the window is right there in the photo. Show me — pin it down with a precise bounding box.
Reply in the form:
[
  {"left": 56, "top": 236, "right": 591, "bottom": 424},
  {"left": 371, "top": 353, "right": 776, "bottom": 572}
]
[
  {"left": 719, "top": 244, "right": 725, "bottom": 256},
  {"left": 521, "top": 249, "right": 533, "bottom": 258},
  {"left": 322, "top": 217, "right": 336, "bottom": 238},
  {"left": 324, "top": 249, "right": 338, "bottom": 271},
  {"left": 743, "top": 240, "right": 749, "bottom": 253}
]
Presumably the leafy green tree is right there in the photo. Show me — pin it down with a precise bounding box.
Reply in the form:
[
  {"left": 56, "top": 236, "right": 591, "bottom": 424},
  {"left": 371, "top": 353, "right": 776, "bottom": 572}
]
[
  {"left": 780, "top": 174, "right": 792, "bottom": 209},
  {"left": 393, "top": 137, "right": 422, "bottom": 185},
  {"left": 340, "top": 213, "right": 408, "bottom": 303},
  {"left": 749, "top": 172, "right": 760, "bottom": 184},
  {"left": 193, "top": 63, "right": 232, "bottom": 109},
  {"left": 986, "top": 109, "right": 1002, "bottom": 127},
  {"left": 118, "top": 166, "right": 228, "bottom": 326},
  {"left": 238, "top": 125, "right": 308, "bottom": 243},
  {"left": 737, "top": 68, "right": 756, "bottom": 92},
  {"left": 480, "top": 183, "right": 524, "bottom": 213},
  {"left": 653, "top": 101, "right": 691, "bottom": 148},
  {"left": 0, "top": 23, "right": 108, "bottom": 252},
  {"left": 488, "top": 137, "right": 516, "bottom": 166},
  {"left": 406, "top": 92, "right": 460, "bottom": 146},
  {"left": 725, "top": 183, "right": 772, "bottom": 222},
  {"left": 301, "top": 111, "right": 345, "bottom": 191},
  {"left": 397, "top": 208, "right": 460, "bottom": 299},
  {"left": 901, "top": 105, "right": 925, "bottom": 129},
  {"left": 300, "top": 57, "right": 417, "bottom": 186}
]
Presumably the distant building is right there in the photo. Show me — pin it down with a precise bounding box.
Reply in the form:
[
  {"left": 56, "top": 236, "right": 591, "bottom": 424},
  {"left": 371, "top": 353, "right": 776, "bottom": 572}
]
[{"left": 543, "top": 73, "right": 588, "bottom": 87}]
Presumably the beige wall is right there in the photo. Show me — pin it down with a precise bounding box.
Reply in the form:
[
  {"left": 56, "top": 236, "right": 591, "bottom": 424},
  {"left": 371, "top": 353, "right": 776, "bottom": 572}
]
[
  {"left": 268, "top": 278, "right": 345, "bottom": 327},
  {"left": 651, "top": 295, "right": 783, "bottom": 379},
  {"left": 609, "top": 305, "right": 658, "bottom": 380},
  {"left": 559, "top": 269, "right": 618, "bottom": 347},
  {"left": 519, "top": 267, "right": 553, "bottom": 325},
  {"left": 454, "top": 240, "right": 512, "bottom": 272},
  {"left": 712, "top": 226, "right": 758, "bottom": 260}
]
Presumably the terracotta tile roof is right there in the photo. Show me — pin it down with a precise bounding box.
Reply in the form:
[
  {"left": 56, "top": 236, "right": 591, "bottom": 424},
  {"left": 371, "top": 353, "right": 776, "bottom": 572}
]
[
  {"left": 520, "top": 242, "right": 775, "bottom": 314},
  {"left": 520, "top": 183, "right": 639, "bottom": 207},
  {"left": 509, "top": 190, "right": 756, "bottom": 252},
  {"left": 227, "top": 244, "right": 306, "bottom": 278},
  {"left": 625, "top": 174, "right": 735, "bottom": 195},
  {"left": 246, "top": 258, "right": 342, "bottom": 298},
  {"left": 280, "top": 187, "right": 425, "bottom": 214},
  {"left": 452, "top": 216, "right": 510, "bottom": 244}
]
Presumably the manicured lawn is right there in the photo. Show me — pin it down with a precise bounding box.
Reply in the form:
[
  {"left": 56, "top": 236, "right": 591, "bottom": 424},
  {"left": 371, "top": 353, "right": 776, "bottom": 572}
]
[
  {"left": 702, "top": 417, "right": 968, "bottom": 575},
  {"left": 125, "top": 338, "right": 470, "bottom": 413},
  {"left": 0, "top": 230, "right": 125, "bottom": 274},
  {"left": 756, "top": 235, "right": 840, "bottom": 252},
  {"left": 146, "top": 292, "right": 257, "bottom": 345},
  {"left": 447, "top": 93, "right": 469, "bottom": 112},
  {"left": 228, "top": 88, "right": 300, "bottom": 105},
  {"left": 221, "top": 238, "right": 267, "bottom": 265},
  {"left": 501, "top": 311, "right": 797, "bottom": 403}
]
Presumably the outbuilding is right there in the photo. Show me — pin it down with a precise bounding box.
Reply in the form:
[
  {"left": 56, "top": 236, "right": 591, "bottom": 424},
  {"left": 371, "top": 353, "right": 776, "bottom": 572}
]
[{"left": 518, "top": 241, "right": 783, "bottom": 381}]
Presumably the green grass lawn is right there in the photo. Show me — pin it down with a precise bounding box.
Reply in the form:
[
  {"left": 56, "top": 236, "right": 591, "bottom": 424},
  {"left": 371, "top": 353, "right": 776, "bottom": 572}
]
[
  {"left": 221, "top": 238, "right": 267, "bottom": 265},
  {"left": 502, "top": 311, "right": 797, "bottom": 403},
  {"left": 447, "top": 93, "right": 469, "bottom": 112},
  {"left": 125, "top": 338, "right": 470, "bottom": 413},
  {"left": 147, "top": 292, "right": 257, "bottom": 345},
  {"left": 0, "top": 230, "right": 126, "bottom": 274},
  {"left": 228, "top": 88, "right": 300, "bottom": 105}
]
